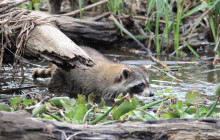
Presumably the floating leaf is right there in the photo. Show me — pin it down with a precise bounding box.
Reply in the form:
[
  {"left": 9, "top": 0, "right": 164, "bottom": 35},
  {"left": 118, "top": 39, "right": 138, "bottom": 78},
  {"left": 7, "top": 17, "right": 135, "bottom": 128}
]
[
  {"left": 199, "top": 107, "right": 207, "bottom": 117},
  {"left": 49, "top": 97, "right": 70, "bottom": 106},
  {"left": 10, "top": 97, "right": 23, "bottom": 106},
  {"left": 69, "top": 98, "right": 76, "bottom": 105},
  {"left": 0, "top": 103, "right": 11, "bottom": 112},
  {"left": 180, "top": 112, "right": 199, "bottom": 119},
  {"left": 162, "top": 112, "right": 176, "bottom": 119},
  {"left": 185, "top": 90, "right": 205, "bottom": 106},
  {"left": 32, "top": 104, "right": 47, "bottom": 117},
  {"left": 23, "top": 99, "right": 34, "bottom": 107},
  {"left": 112, "top": 100, "right": 136, "bottom": 120},
  {"left": 184, "top": 106, "right": 196, "bottom": 114},
  {"left": 176, "top": 101, "right": 183, "bottom": 110},
  {"left": 128, "top": 116, "right": 145, "bottom": 122},
  {"left": 72, "top": 94, "right": 87, "bottom": 124},
  {"left": 9, "top": 97, "right": 23, "bottom": 110},
  {"left": 62, "top": 101, "right": 74, "bottom": 119}
]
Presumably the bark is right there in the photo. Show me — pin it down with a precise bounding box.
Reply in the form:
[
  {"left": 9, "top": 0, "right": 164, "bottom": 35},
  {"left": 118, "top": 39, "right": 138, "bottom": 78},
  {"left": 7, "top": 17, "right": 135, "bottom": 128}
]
[
  {"left": 0, "top": 111, "right": 220, "bottom": 140},
  {"left": 51, "top": 15, "right": 119, "bottom": 44},
  {"left": 26, "top": 12, "right": 95, "bottom": 69}
]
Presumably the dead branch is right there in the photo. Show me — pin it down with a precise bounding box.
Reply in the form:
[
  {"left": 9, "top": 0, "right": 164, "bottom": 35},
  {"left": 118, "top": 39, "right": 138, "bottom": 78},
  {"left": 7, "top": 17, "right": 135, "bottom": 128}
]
[
  {"left": 0, "top": 86, "right": 37, "bottom": 94},
  {"left": 0, "top": 0, "right": 29, "bottom": 14}
]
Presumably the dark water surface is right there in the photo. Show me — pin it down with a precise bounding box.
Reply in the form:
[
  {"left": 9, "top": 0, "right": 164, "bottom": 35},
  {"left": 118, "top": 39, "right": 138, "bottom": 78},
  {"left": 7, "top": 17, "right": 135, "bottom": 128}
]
[{"left": 1, "top": 49, "right": 219, "bottom": 104}]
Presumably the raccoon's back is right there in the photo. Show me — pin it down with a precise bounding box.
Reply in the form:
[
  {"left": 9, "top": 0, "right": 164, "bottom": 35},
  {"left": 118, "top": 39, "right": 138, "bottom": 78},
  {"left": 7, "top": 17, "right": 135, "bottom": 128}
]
[{"left": 80, "top": 46, "right": 112, "bottom": 63}]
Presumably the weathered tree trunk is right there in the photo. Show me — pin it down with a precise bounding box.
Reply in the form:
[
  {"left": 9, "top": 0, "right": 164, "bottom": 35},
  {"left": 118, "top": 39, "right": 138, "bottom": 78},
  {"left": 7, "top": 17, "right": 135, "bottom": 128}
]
[
  {"left": 23, "top": 10, "right": 125, "bottom": 68},
  {"left": 51, "top": 15, "right": 119, "bottom": 44},
  {"left": 0, "top": 111, "right": 220, "bottom": 140},
  {"left": 26, "top": 12, "right": 95, "bottom": 69}
]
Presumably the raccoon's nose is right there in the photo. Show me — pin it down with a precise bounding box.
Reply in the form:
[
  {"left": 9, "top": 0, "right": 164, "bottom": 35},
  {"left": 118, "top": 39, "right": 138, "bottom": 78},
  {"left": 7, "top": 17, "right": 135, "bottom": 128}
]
[{"left": 149, "top": 91, "right": 154, "bottom": 97}]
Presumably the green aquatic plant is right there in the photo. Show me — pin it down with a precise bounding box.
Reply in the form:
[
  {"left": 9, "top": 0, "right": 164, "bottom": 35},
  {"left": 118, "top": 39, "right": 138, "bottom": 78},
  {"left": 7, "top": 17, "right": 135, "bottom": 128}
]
[
  {"left": 29, "top": 0, "right": 40, "bottom": 11},
  {"left": 1, "top": 86, "right": 220, "bottom": 125},
  {"left": 205, "top": 83, "right": 220, "bottom": 117}
]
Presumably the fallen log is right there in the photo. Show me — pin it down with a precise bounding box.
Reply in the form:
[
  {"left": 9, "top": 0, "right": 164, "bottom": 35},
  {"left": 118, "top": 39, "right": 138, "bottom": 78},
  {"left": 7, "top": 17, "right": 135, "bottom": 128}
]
[
  {"left": 0, "top": 111, "right": 220, "bottom": 140},
  {"left": 1, "top": 8, "right": 95, "bottom": 69},
  {"left": 52, "top": 15, "right": 119, "bottom": 44},
  {"left": 26, "top": 11, "right": 95, "bottom": 69}
]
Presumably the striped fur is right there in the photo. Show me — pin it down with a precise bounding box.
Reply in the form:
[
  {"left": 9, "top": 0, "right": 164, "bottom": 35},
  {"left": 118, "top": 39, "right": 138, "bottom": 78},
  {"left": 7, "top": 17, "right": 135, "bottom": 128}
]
[{"left": 32, "top": 65, "right": 55, "bottom": 79}]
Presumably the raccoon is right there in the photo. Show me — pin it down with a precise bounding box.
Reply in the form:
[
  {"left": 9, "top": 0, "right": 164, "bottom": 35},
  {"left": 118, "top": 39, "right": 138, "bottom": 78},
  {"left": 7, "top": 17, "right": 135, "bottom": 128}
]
[
  {"left": 33, "top": 46, "right": 154, "bottom": 100},
  {"left": 48, "top": 0, "right": 89, "bottom": 14}
]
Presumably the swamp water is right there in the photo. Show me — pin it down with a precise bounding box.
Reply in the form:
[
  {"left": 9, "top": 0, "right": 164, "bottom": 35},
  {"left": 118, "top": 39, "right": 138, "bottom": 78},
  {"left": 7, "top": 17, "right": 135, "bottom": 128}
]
[{"left": 0, "top": 49, "right": 219, "bottom": 106}]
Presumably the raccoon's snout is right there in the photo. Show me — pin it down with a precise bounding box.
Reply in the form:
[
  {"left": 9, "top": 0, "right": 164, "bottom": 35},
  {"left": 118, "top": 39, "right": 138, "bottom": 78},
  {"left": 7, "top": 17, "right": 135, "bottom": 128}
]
[
  {"left": 149, "top": 91, "right": 154, "bottom": 97},
  {"left": 142, "top": 88, "right": 154, "bottom": 97}
]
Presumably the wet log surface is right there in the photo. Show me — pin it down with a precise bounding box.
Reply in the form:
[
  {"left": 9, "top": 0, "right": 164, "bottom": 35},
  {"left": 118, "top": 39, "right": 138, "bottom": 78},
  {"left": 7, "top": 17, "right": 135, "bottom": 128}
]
[
  {"left": 26, "top": 12, "right": 95, "bottom": 70},
  {"left": 0, "top": 111, "right": 220, "bottom": 140}
]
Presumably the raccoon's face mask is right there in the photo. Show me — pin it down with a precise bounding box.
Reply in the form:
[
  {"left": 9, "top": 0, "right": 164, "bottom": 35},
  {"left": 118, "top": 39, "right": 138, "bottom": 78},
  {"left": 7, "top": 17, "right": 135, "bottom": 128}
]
[{"left": 115, "top": 65, "right": 154, "bottom": 97}]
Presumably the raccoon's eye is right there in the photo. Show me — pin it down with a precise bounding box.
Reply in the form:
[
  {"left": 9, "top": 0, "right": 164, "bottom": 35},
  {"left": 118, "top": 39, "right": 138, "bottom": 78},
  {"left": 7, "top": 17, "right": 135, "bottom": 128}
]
[{"left": 130, "top": 83, "right": 145, "bottom": 94}]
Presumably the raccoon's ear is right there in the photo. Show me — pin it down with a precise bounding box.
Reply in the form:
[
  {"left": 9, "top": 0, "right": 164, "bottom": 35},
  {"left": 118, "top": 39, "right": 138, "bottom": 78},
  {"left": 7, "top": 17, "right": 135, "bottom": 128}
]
[
  {"left": 140, "top": 65, "right": 151, "bottom": 71},
  {"left": 114, "top": 68, "right": 132, "bottom": 83},
  {"left": 121, "top": 68, "right": 132, "bottom": 79}
]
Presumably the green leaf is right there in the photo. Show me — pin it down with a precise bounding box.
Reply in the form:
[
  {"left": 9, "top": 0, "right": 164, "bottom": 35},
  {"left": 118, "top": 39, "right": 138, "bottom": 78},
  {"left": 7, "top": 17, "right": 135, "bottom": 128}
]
[
  {"left": 145, "top": 112, "right": 157, "bottom": 120},
  {"left": 180, "top": 112, "right": 199, "bottom": 119},
  {"left": 181, "top": 5, "right": 207, "bottom": 19},
  {"left": 72, "top": 94, "right": 87, "bottom": 124},
  {"left": 184, "top": 106, "right": 196, "bottom": 114},
  {"left": 185, "top": 90, "right": 205, "bottom": 106},
  {"left": 23, "top": 99, "right": 34, "bottom": 107},
  {"left": 29, "top": 1, "right": 33, "bottom": 10},
  {"left": 130, "top": 98, "right": 141, "bottom": 108},
  {"left": 9, "top": 97, "right": 23, "bottom": 110},
  {"left": 32, "top": 0, "right": 40, "bottom": 3},
  {"left": 69, "top": 98, "right": 76, "bottom": 105},
  {"left": 182, "top": 39, "right": 200, "bottom": 58},
  {"left": 162, "top": 112, "right": 176, "bottom": 119},
  {"left": 33, "top": 3, "right": 40, "bottom": 10},
  {"left": 128, "top": 116, "right": 145, "bottom": 122},
  {"left": 112, "top": 100, "right": 136, "bottom": 120},
  {"left": 42, "top": 113, "right": 54, "bottom": 120},
  {"left": 62, "top": 101, "right": 74, "bottom": 119},
  {"left": 99, "top": 98, "right": 105, "bottom": 108},
  {"left": 199, "top": 107, "right": 207, "bottom": 117},
  {"left": 18, "top": 3, "right": 27, "bottom": 8},
  {"left": 0, "top": 103, "right": 11, "bottom": 112},
  {"left": 49, "top": 97, "right": 70, "bottom": 106},
  {"left": 47, "top": 113, "right": 64, "bottom": 122},
  {"left": 120, "top": 110, "right": 135, "bottom": 121},
  {"left": 205, "top": 95, "right": 220, "bottom": 117},
  {"left": 10, "top": 97, "right": 23, "bottom": 106},
  {"left": 32, "top": 104, "right": 47, "bottom": 117},
  {"left": 88, "top": 93, "right": 96, "bottom": 105},
  {"left": 176, "top": 101, "right": 183, "bottom": 110},
  {"left": 215, "top": 83, "right": 220, "bottom": 96}
]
